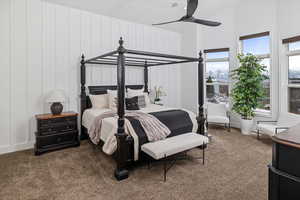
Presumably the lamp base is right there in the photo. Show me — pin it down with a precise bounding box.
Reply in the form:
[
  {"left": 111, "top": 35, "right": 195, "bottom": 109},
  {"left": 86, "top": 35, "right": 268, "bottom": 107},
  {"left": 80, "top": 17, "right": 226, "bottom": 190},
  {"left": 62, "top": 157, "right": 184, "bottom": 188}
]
[{"left": 50, "top": 102, "right": 63, "bottom": 115}]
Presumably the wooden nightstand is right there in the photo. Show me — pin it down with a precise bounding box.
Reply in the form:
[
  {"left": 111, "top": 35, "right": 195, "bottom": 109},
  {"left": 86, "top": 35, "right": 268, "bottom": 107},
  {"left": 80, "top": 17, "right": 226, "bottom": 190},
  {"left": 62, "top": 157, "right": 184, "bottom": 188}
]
[{"left": 34, "top": 112, "right": 80, "bottom": 155}]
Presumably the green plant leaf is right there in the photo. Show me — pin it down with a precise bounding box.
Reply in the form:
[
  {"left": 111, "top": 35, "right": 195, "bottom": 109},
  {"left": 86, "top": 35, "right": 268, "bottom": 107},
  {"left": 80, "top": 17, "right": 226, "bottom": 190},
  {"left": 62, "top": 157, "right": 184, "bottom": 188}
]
[{"left": 230, "top": 54, "right": 267, "bottom": 119}]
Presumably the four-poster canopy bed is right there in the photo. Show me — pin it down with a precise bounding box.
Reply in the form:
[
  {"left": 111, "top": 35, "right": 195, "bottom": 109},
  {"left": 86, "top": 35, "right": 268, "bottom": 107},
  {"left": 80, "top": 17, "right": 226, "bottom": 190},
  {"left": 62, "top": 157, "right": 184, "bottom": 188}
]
[{"left": 80, "top": 37, "right": 206, "bottom": 181}]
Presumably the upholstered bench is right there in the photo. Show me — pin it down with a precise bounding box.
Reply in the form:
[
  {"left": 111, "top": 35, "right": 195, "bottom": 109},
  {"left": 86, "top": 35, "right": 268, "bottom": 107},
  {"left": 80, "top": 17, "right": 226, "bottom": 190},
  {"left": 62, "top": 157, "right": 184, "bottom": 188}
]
[{"left": 141, "top": 132, "right": 209, "bottom": 181}]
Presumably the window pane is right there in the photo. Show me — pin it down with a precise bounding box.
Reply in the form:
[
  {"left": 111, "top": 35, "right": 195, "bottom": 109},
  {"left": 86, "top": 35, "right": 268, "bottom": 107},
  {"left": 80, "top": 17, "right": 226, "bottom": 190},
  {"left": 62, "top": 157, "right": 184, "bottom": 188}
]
[
  {"left": 289, "top": 41, "right": 300, "bottom": 51},
  {"left": 261, "top": 58, "right": 270, "bottom": 77},
  {"left": 242, "top": 36, "right": 270, "bottom": 55},
  {"left": 206, "top": 51, "right": 229, "bottom": 59},
  {"left": 289, "top": 87, "right": 300, "bottom": 114},
  {"left": 289, "top": 55, "right": 300, "bottom": 84},
  {"left": 206, "top": 85, "right": 215, "bottom": 99},
  {"left": 257, "top": 58, "right": 271, "bottom": 110},
  {"left": 219, "top": 85, "right": 229, "bottom": 97},
  {"left": 206, "top": 84, "right": 229, "bottom": 103},
  {"left": 205, "top": 62, "right": 229, "bottom": 82}
]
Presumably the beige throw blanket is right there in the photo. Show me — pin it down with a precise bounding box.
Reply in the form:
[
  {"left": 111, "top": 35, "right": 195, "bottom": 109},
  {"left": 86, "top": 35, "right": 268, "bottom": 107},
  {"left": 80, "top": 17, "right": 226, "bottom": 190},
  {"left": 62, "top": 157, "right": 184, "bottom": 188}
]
[
  {"left": 125, "top": 112, "right": 170, "bottom": 141},
  {"left": 88, "top": 111, "right": 171, "bottom": 161},
  {"left": 88, "top": 111, "right": 117, "bottom": 145}
]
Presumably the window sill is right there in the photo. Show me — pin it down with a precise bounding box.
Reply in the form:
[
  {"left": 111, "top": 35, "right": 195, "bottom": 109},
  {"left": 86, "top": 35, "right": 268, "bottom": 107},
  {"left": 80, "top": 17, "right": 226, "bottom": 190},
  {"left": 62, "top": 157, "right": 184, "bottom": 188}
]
[
  {"left": 206, "top": 82, "right": 229, "bottom": 86},
  {"left": 255, "top": 109, "right": 272, "bottom": 117}
]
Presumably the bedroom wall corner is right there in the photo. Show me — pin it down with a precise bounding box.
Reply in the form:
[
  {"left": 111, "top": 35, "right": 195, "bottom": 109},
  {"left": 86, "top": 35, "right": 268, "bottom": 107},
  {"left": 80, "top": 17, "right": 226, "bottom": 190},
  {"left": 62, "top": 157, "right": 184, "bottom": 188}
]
[
  {"left": 179, "top": 24, "right": 198, "bottom": 114},
  {"left": 0, "top": 0, "right": 182, "bottom": 155}
]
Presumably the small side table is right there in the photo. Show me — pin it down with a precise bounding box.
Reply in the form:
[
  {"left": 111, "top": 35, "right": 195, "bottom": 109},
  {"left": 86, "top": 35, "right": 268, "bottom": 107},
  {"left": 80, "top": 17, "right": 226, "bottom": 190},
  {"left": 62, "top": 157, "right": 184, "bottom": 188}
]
[{"left": 34, "top": 112, "right": 79, "bottom": 155}]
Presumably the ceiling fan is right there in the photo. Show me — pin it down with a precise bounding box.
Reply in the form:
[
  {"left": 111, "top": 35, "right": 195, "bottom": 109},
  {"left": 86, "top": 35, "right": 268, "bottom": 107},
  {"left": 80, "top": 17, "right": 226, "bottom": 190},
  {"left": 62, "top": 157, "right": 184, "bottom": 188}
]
[{"left": 152, "top": 0, "right": 221, "bottom": 27}]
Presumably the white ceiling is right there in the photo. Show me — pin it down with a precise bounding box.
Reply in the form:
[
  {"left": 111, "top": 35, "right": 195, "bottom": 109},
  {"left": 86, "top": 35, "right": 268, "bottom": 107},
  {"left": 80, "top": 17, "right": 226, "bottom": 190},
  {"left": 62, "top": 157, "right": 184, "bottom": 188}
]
[{"left": 45, "top": 0, "right": 239, "bottom": 32}]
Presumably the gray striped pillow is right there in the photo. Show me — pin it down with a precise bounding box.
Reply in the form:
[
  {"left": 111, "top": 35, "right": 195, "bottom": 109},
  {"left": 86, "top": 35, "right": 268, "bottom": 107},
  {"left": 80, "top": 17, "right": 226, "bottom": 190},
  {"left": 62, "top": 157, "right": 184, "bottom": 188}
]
[{"left": 137, "top": 95, "right": 146, "bottom": 108}]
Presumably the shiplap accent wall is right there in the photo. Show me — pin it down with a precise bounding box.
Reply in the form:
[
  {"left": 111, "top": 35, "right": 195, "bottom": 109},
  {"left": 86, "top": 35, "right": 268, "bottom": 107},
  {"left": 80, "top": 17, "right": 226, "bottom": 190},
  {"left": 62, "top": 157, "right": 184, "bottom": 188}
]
[{"left": 0, "top": 0, "right": 181, "bottom": 154}]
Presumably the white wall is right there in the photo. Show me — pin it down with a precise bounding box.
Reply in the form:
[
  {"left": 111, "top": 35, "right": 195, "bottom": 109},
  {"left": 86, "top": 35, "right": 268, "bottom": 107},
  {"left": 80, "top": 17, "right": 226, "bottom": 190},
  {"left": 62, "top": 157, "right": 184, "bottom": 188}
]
[
  {"left": 180, "top": 24, "right": 198, "bottom": 113},
  {"left": 236, "top": 0, "right": 280, "bottom": 124},
  {"left": 278, "top": 0, "right": 300, "bottom": 39},
  {"left": 278, "top": 0, "right": 300, "bottom": 115},
  {"left": 0, "top": 0, "right": 181, "bottom": 154},
  {"left": 180, "top": 0, "right": 282, "bottom": 128}
]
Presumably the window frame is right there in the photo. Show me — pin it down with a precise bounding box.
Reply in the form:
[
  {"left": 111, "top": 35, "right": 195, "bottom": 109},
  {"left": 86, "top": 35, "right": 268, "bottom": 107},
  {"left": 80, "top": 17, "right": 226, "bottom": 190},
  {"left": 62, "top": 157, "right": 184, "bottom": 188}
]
[
  {"left": 283, "top": 38, "right": 300, "bottom": 115},
  {"left": 239, "top": 32, "right": 272, "bottom": 116},
  {"left": 204, "top": 48, "right": 230, "bottom": 103}
]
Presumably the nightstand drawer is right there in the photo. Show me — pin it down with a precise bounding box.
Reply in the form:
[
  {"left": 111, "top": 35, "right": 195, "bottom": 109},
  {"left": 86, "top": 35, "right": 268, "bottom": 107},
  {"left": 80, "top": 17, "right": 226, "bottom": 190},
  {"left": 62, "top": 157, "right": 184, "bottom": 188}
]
[
  {"left": 38, "top": 123, "right": 77, "bottom": 135},
  {"left": 38, "top": 116, "right": 77, "bottom": 128},
  {"left": 36, "top": 130, "right": 78, "bottom": 149}
]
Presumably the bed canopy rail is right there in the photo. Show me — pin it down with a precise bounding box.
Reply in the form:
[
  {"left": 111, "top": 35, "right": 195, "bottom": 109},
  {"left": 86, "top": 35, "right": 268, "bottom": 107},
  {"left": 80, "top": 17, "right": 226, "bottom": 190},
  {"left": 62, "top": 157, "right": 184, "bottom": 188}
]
[
  {"left": 80, "top": 37, "right": 205, "bottom": 181},
  {"left": 84, "top": 43, "right": 200, "bottom": 67}
]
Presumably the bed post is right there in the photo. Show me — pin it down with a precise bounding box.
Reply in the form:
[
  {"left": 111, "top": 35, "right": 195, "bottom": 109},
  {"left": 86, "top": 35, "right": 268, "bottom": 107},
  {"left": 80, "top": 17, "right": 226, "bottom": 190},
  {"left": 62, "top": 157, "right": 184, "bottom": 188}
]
[
  {"left": 80, "top": 54, "right": 87, "bottom": 140},
  {"left": 114, "top": 37, "right": 129, "bottom": 181},
  {"left": 144, "top": 61, "right": 149, "bottom": 92},
  {"left": 197, "top": 51, "right": 206, "bottom": 136}
]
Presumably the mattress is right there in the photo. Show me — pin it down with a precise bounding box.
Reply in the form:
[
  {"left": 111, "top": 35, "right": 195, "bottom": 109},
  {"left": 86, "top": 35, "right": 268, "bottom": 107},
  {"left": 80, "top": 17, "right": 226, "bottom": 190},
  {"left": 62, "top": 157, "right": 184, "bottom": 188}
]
[{"left": 82, "top": 104, "right": 198, "bottom": 155}]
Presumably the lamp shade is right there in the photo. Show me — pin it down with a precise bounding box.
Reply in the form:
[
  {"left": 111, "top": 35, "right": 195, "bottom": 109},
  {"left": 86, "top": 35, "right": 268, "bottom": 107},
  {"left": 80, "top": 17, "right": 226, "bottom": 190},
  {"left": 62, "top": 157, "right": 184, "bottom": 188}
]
[{"left": 46, "top": 90, "right": 66, "bottom": 103}]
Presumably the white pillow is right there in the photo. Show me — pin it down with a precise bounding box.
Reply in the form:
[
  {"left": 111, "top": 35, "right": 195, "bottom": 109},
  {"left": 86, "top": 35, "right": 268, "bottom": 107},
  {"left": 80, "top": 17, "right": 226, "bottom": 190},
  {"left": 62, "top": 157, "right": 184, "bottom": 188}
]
[
  {"left": 89, "top": 94, "right": 108, "bottom": 109},
  {"left": 127, "top": 88, "right": 144, "bottom": 98},
  {"left": 127, "top": 88, "right": 151, "bottom": 106},
  {"left": 107, "top": 90, "right": 118, "bottom": 110}
]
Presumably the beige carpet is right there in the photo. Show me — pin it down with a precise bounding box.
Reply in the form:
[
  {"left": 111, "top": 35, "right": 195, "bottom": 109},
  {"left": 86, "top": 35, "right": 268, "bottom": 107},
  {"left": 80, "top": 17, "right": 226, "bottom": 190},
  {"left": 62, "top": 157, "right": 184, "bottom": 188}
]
[{"left": 0, "top": 127, "right": 272, "bottom": 200}]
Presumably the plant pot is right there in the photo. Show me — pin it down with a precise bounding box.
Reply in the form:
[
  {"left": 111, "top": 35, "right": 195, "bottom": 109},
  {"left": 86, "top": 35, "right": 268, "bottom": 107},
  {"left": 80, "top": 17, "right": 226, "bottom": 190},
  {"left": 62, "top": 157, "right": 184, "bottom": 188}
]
[{"left": 240, "top": 118, "right": 254, "bottom": 135}]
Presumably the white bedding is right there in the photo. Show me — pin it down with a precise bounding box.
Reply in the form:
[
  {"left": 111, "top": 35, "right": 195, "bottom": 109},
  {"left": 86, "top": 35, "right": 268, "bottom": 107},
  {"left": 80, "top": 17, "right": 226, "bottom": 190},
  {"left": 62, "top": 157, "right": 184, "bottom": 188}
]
[{"left": 82, "top": 104, "right": 198, "bottom": 155}]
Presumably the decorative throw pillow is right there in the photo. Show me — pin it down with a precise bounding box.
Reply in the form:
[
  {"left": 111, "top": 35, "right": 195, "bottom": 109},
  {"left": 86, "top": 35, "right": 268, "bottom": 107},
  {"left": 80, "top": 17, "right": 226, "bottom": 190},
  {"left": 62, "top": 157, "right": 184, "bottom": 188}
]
[
  {"left": 127, "top": 88, "right": 151, "bottom": 106},
  {"left": 137, "top": 95, "right": 146, "bottom": 108},
  {"left": 107, "top": 90, "right": 118, "bottom": 110},
  {"left": 127, "top": 88, "right": 144, "bottom": 98},
  {"left": 89, "top": 94, "right": 109, "bottom": 109},
  {"left": 125, "top": 96, "right": 140, "bottom": 110}
]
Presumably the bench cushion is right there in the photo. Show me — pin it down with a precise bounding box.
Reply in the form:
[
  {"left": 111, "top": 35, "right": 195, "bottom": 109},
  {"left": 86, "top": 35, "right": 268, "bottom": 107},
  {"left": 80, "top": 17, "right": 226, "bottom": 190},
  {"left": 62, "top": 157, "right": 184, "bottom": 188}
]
[
  {"left": 141, "top": 133, "right": 209, "bottom": 160},
  {"left": 257, "top": 123, "right": 287, "bottom": 136}
]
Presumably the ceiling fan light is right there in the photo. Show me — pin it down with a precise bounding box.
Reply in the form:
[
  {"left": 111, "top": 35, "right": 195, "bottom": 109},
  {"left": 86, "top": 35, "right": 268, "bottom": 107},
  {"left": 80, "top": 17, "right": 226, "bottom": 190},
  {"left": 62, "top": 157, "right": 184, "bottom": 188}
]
[
  {"left": 153, "top": 0, "right": 221, "bottom": 27},
  {"left": 171, "top": 2, "right": 179, "bottom": 7}
]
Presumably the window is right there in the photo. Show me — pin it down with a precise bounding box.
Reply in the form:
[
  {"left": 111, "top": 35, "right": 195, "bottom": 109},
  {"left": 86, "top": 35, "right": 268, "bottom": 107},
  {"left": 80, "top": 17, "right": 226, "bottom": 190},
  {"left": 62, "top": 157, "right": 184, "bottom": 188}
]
[
  {"left": 204, "top": 48, "right": 230, "bottom": 103},
  {"left": 240, "top": 32, "right": 271, "bottom": 111},
  {"left": 289, "top": 87, "right": 300, "bottom": 114},
  {"left": 288, "top": 55, "right": 300, "bottom": 84},
  {"left": 283, "top": 36, "right": 300, "bottom": 114}
]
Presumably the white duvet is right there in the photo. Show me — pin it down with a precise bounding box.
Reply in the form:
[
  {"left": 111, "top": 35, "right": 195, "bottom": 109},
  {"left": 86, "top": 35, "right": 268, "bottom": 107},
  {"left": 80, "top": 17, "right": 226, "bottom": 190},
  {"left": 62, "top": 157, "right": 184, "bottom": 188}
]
[{"left": 82, "top": 104, "right": 198, "bottom": 158}]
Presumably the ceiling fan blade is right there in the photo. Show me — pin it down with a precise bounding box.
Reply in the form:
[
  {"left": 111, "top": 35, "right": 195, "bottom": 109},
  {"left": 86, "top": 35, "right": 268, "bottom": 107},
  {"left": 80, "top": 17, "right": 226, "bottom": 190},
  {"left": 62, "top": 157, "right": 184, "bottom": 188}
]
[
  {"left": 186, "top": 0, "right": 198, "bottom": 17},
  {"left": 187, "top": 17, "right": 221, "bottom": 26},
  {"left": 152, "top": 19, "right": 181, "bottom": 26}
]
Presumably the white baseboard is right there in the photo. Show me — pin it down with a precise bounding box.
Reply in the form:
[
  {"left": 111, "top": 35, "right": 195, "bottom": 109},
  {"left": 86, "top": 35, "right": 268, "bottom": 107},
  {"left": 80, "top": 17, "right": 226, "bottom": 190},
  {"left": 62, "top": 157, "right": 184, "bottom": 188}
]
[{"left": 0, "top": 141, "right": 35, "bottom": 155}]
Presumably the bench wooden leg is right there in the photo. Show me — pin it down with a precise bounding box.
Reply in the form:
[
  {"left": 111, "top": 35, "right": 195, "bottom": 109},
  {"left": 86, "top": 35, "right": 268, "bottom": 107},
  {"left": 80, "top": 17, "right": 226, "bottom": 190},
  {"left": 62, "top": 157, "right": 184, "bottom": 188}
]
[
  {"left": 164, "top": 154, "right": 167, "bottom": 182},
  {"left": 202, "top": 142, "right": 205, "bottom": 165},
  {"left": 148, "top": 159, "right": 151, "bottom": 169}
]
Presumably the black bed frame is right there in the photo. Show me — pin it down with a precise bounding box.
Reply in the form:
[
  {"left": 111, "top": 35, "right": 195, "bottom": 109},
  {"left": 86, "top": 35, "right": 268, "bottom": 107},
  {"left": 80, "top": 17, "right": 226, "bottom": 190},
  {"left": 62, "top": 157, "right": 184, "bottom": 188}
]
[{"left": 80, "top": 37, "right": 205, "bottom": 181}]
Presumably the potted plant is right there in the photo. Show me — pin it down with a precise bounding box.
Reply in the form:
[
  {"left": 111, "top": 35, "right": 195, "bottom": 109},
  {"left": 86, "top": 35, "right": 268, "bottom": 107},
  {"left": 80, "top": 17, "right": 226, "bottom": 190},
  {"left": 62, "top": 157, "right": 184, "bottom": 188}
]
[
  {"left": 206, "top": 75, "right": 214, "bottom": 83},
  {"left": 231, "top": 54, "right": 267, "bottom": 134}
]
